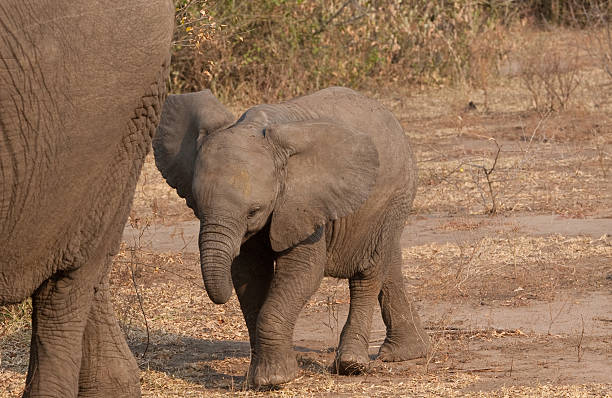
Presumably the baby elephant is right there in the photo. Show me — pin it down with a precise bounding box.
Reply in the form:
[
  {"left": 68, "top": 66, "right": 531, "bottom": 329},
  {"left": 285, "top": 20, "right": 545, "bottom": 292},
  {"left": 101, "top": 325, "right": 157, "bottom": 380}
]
[{"left": 153, "top": 87, "right": 429, "bottom": 387}]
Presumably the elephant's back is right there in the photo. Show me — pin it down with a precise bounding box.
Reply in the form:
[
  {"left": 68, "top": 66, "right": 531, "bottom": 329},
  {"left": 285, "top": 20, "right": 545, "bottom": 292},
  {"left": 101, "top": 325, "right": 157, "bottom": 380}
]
[{"left": 287, "top": 87, "right": 415, "bottom": 194}]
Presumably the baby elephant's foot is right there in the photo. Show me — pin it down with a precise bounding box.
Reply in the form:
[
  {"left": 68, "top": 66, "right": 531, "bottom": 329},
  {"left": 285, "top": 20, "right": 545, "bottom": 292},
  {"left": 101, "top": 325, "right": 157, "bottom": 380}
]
[
  {"left": 248, "top": 349, "right": 298, "bottom": 388},
  {"left": 331, "top": 346, "right": 370, "bottom": 375},
  {"left": 377, "top": 337, "right": 428, "bottom": 362}
]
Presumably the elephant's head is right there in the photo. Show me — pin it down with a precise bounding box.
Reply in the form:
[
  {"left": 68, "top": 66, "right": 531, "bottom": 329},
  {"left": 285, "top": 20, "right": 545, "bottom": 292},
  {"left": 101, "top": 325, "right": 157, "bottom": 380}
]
[{"left": 154, "top": 91, "right": 379, "bottom": 304}]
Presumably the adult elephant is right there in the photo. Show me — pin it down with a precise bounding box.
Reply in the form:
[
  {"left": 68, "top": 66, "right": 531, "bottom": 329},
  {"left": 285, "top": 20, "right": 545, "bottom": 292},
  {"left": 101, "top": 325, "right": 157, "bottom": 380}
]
[
  {"left": 154, "top": 87, "right": 430, "bottom": 387},
  {"left": 0, "top": 1, "right": 173, "bottom": 397}
]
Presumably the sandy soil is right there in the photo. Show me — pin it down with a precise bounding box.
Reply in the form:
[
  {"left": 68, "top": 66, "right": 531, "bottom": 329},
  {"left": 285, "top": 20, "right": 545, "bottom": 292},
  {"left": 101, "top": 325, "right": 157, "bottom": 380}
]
[
  {"left": 2, "top": 28, "right": 612, "bottom": 398},
  {"left": 119, "top": 213, "right": 612, "bottom": 397}
]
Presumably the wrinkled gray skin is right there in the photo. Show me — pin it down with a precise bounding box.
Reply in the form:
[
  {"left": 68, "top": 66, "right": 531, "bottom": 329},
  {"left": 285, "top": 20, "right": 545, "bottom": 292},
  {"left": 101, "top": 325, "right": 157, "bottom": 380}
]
[
  {"left": 0, "top": 1, "right": 173, "bottom": 397},
  {"left": 154, "top": 87, "right": 429, "bottom": 387}
]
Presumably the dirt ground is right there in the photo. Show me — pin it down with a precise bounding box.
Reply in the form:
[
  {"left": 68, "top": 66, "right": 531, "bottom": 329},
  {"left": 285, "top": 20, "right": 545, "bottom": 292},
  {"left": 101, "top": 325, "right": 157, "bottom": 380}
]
[{"left": 1, "top": 29, "right": 612, "bottom": 397}]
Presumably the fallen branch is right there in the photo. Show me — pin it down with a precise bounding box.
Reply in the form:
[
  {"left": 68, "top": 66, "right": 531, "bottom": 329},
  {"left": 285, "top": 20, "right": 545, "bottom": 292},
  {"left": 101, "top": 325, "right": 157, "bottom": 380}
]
[
  {"left": 447, "top": 367, "right": 507, "bottom": 373},
  {"left": 424, "top": 326, "right": 526, "bottom": 337}
]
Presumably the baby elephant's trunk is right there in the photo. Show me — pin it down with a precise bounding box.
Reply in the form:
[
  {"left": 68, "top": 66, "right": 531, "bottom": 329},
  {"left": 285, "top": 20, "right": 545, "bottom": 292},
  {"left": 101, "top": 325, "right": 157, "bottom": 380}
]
[{"left": 198, "top": 220, "right": 242, "bottom": 304}]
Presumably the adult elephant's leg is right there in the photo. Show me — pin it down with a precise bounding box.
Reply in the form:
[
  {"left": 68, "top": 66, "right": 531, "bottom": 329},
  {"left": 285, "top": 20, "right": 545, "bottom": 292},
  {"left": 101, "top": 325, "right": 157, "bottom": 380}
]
[
  {"left": 249, "top": 231, "right": 326, "bottom": 388},
  {"left": 78, "top": 273, "right": 140, "bottom": 398},
  {"left": 24, "top": 265, "right": 100, "bottom": 398},
  {"left": 75, "top": 63, "right": 168, "bottom": 397},
  {"left": 377, "top": 246, "right": 429, "bottom": 361},
  {"left": 333, "top": 270, "right": 382, "bottom": 375},
  {"left": 231, "top": 230, "right": 275, "bottom": 349}
]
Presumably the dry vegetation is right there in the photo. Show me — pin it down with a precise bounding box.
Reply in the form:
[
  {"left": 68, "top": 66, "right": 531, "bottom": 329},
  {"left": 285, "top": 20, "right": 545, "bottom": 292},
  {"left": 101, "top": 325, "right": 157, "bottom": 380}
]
[
  {"left": 171, "top": 0, "right": 612, "bottom": 105},
  {"left": 2, "top": 1, "right": 612, "bottom": 397}
]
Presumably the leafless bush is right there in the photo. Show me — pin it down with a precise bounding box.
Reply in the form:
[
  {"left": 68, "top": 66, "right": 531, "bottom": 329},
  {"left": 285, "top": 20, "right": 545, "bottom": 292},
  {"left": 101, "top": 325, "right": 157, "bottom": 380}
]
[
  {"left": 590, "top": 126, "right": 611, "bottom": 178},
  {"left": 521, "top": 0, "right": 610, "bottom": 26},
  {"left": 588, "top": 4, "right": 612, "bottom": 81},
  {"left": 575, "top": 315, "right": 585, "bottom": 362},
  {"left": 598, "top": 23, "right": 612, "bottom": 82},
  {"left": 464, "top": 139, "right": 503, "bottom": 214},
  {"left": 424, "top": 311, "right": 455, "bottom": 373},
  {"left": 113, "top": 214, "right": 152, "bottom": 358},
  {"left": 518, "top": 41, "right": 582, "bottom": 111},
  {"left": 323, "top": 279, "right": 342, "bottom": 373},
  {"left": 467, "top": 27, "right": 512, "bottom": 112},
  {"left": 580, "top": 2, "right": 612, "bottom": 106}
]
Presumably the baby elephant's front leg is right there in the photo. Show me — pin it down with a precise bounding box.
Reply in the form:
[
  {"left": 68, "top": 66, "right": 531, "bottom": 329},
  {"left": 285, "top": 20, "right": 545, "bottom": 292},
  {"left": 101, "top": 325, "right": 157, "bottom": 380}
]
[{"left": 249, "top": 234, "right": 326, "bottom": 388}]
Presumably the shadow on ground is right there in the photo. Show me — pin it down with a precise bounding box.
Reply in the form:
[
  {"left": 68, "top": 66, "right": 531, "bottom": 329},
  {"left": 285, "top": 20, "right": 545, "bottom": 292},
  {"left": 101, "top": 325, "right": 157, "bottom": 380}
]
[{"left": 125, "top": 328, "right": 334, "bottom": 390}]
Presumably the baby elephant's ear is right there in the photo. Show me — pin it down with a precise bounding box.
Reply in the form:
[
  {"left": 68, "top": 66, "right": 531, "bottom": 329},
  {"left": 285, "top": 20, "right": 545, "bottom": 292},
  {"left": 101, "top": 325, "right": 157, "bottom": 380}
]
[
  {"left": 153, "top": 90, "right": 234, "bottom": 211},
  {"left": 266, "top": 120, "right": 379, "bottom": 252}
]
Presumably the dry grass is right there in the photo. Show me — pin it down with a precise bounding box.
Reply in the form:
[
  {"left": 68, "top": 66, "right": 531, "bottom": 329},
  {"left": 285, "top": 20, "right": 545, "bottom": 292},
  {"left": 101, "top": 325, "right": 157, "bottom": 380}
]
[
  {"left": 414, "top": 137, "right": 611, "bottom": 216},
  {"left": 403, "top": 234, "right": 611, "bottom": 303}
]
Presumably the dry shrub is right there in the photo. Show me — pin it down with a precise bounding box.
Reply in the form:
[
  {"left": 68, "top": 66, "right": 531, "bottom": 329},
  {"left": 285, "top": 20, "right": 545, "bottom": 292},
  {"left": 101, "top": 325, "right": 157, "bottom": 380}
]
[
  {"left": 516, "top": 35, "right": 583, "bottom": 111},
  {"left": 581, "top": 2, "right": 612, "bottom": 105},
  {"left": 168, "top": 1, "right": 612, "bottom": 104},
  {"left": 590, "top": 126, "right": 611, "bottom": 179},
  {"left": 170, "top": 1, "right": 515, "bottom": 104},
  {"left": 520, "top": 0, "right": 611, "bottom": 27},
  {"left": 467, "top": 26, "right": 513, "bottom": 112},
  {"left": 171, "top": 0, "right": 218, "bottom": 94},
  {"left": 596, "top": 19, "right": 612, "bottom": 82}
]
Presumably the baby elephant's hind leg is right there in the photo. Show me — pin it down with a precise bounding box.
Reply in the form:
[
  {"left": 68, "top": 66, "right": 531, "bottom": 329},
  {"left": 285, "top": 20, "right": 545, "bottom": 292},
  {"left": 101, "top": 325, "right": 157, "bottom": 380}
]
[
  {"left": 377, "top": 248, "right": 429, "bottom": 361},
  {"left": 333, "top": 272, "right": 382, "bottom": 375}
]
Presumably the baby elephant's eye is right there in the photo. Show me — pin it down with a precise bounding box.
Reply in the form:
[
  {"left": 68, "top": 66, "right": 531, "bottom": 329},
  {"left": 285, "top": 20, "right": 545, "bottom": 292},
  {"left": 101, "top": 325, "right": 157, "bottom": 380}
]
[{"left": 247, "top": 206, "right": 262, "bottom": 219}]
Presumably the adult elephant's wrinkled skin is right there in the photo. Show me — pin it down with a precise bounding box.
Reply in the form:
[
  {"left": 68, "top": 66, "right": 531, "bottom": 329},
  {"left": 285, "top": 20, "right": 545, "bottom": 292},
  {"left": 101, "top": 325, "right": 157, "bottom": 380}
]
[
  {"left": 0, "top": 2, "right": 173, "bottom": 397},
  {"left": 154, "top": 87, "right": 430, "bottom": 388}
]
